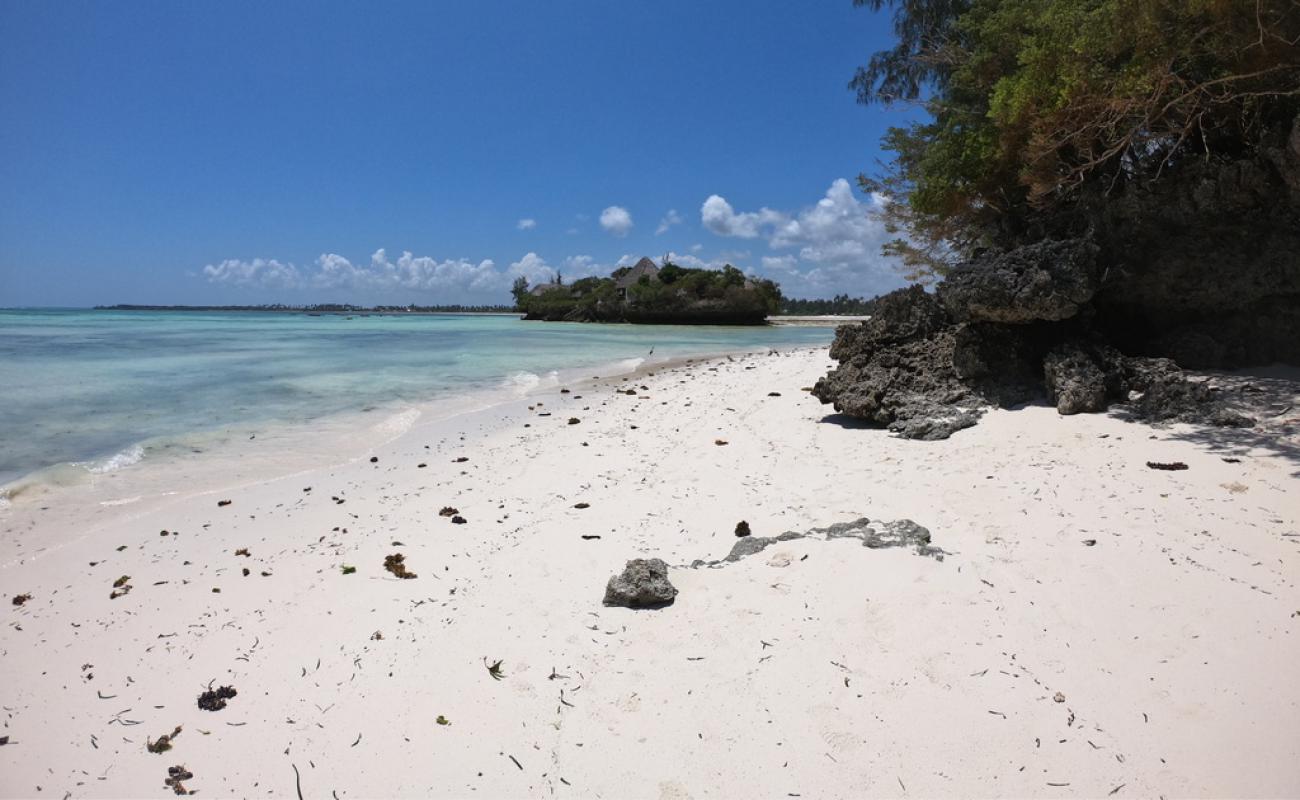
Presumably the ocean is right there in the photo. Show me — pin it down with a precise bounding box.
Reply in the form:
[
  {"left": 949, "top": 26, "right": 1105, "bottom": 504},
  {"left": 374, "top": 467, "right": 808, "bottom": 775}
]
[{"left": 0, "top": 309, "right": 833, "bottom": 498}]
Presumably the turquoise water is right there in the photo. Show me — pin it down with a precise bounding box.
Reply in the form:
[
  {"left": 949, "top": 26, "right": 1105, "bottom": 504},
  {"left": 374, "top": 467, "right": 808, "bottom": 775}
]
[{"left": 0, "top": 309, "right": 832, "bottom": 488}]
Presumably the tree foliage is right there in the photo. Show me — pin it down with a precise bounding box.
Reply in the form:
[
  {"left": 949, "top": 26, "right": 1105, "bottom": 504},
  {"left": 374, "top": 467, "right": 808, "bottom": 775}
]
[
  {"left": 778, "top": 294, "right": 881, "bottom": 315},
  {"left": 854, "top": 0, "right": 1300, "bottom": 278},
  {"left": 519, "top": 263, "right": 783, "bottom": 324}
]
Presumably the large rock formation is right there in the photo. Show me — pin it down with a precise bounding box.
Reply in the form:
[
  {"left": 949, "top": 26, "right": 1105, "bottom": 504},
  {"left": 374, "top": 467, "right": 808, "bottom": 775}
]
[
  {"left": 815, "top": 115, "right": 1300, "bottom": 437},
  {"left": 813, "top": 140, "right": 1299, "bottom": 438}
]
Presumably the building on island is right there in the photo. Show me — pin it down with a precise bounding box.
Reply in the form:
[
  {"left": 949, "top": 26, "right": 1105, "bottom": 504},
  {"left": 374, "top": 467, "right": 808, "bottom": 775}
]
[{"left": 614, "top": 257, "right": 660, "bottom": 300}]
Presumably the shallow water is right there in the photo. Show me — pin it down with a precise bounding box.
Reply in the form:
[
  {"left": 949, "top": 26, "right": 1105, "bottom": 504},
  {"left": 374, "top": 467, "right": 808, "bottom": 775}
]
[{"left": 0, "top": 309, "right": 832, "bottom": 492}]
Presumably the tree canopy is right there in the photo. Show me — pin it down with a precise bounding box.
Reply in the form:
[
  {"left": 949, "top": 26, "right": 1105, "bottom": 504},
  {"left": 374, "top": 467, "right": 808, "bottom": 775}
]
[{"left": 854, "top": 0, "right": 1300, "bottom": 278}]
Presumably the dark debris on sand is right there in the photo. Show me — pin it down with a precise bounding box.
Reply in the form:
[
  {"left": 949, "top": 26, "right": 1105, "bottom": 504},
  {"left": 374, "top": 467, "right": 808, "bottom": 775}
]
[
  {"left": 384, "top": 553, "right": 418, "bottom": 579},
  {"left": 196, "top": 685, "right": 237, "bottom": 712}
]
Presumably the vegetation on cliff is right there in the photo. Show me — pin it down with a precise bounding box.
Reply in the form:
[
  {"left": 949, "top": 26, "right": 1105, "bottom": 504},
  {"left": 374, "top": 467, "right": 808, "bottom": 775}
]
[{"left": 854, "top": 0, "right": 1300, "bottom": 279}]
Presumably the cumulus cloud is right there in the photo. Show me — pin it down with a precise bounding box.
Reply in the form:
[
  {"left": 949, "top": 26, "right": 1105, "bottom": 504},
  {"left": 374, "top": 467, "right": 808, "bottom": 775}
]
[
  {"left": 700, "top": 195, "right": 786, "bottom": 238},
  {"left": 599, "top": 206, "right": 634, "bottom": 237},
  {"left": 699, "top": 179, "right": 904, "bottom": 298},
  {"left": 655, "top": 209, "right": 683, "bottom": 235},
  {"left": 505, "top": 252, "right": 608, "bottom": 286},
  {"left": 201, "top": 258, "right": 301, "bottom": 289},
  {"left": 203, "top": 249, "right": 504, "bottom": 300},
  {"left": 516, "top": 218, "right": 537, "bottom": 231}
]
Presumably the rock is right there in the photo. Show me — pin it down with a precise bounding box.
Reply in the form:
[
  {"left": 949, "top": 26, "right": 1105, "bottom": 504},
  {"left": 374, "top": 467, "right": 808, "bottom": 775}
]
[
  {"left": 812, "top": 309, "right": 985, "bottom": 440},
  {"left": 938, "top": 238, "right": 1101, "bottom": 324},
  {"left": 693, "top": 518, "right": 945, "bottom": 567},
  {"left": 603, "top": 558, "right": 677, "bottom": 608},
  {"left": 734, "top": 520, "right": 751, "bottom": 537},
  {"left": 1122, "top": 357, "right": 1254, "bottom": 427},
  {"left": 1043, "top": 342, "right": 1111, "bottom": 414}
]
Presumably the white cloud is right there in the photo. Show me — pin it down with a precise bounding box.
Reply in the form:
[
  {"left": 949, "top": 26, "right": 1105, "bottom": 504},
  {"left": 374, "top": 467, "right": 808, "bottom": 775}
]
[
  {"left": 516, "top": 218, "right": 537, "bottom": 231},
  {"left": 655, "top": 209, "right": 683, "bottom": 235},
  {"left": 506, "top": 252, "right": 608, "bottom": 286},
  {"left": 204, "top": 250, "right": 502, "bottom": 300},
  {"left": 700, "top": 195, "right": 786, "bottom": 238},
  {"left": 201, "top": 258, "right": 301, "bottom": 289},
  {"left": 599, "top": 206, "right": 634, "bottom": 237},
  {"left": 699, "top": 179, "right": 904, "bottom": 298},
  {"left": 506, "top": 252, "right": 556, "bottom": 285}
]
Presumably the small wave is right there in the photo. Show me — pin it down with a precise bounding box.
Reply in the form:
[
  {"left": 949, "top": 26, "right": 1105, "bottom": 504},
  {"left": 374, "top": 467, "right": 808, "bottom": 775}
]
[
  {"left": 611, "top": 356, "right": 646, "bottom": 374},
  {"left": 84, "top": 445, "right": 145, "bottom": 474},
  {"left": 371, "top": 407, "right": 421, "bottom": 439},
  {"left": 100, "top": 495, "right": 143, "bottom": 507},
  {"left": 502, "top": 370, "right": 561, "bottom": 396}
]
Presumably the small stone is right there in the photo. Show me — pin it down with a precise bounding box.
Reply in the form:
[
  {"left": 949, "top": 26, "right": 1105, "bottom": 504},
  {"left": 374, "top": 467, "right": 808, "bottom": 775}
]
[
  {"left": 451, "top": 515, "right": 467, "bottom": 524},
  {"left": 603, "top": 558, "right": 677, "bottom": 608},
  {"left": 1053, "top": 691, "right": 1066, "bottom": 703},
  {"left": 568, "top": 417, "right": 580, "bottom": 425},
  {"left": 734, "top": 520, "right": 751, "bottom": 537},
  {"left": 370, "top": 456, "right": 379, "bottom": 463}
]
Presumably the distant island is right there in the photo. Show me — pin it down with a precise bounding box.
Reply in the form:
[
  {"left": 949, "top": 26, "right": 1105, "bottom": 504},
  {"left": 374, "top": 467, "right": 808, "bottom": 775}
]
[
  {"left": 513, "top": 257, "right": 783, "bottom": 325},
  {"left": 93, "top": 268, "right": 881, "bottom": 321},
  {"left": 93, "top": 304, "right": 518, "bottom": 314}
]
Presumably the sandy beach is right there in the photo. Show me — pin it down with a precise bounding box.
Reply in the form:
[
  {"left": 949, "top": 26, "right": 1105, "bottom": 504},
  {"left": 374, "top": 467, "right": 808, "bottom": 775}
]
[{"left": 2, "top": 346, "right": 1298, "bottom": 798}]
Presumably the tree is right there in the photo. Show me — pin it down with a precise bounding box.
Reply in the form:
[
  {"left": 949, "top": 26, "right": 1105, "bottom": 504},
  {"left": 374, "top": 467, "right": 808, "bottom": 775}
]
[
  {"left": 854, "top": 0, "right": 1300, "bottom": 278},
  {"left": 510, "top": 276, "right": 530, "bottom": 310}
]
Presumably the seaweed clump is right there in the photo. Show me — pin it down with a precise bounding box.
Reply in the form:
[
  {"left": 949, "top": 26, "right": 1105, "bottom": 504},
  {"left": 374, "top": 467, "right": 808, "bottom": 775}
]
[
  {"left": 384, "top": 553, "right": 417, "bottom": 579},
  {"left": 147, "top": 726, "right": 182, "bottom": 753},
  {"left": 196, "top": 685, "right": 237, "bottom": 711}
]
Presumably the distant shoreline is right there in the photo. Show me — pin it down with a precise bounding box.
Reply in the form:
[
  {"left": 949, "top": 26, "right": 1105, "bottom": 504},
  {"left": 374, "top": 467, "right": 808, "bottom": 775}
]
[
  {"left": 90, "top": 304, "right": 521, "bottom": 315},
  {"left": 67, "top": 306, "right": 869, "bottom": 324}
]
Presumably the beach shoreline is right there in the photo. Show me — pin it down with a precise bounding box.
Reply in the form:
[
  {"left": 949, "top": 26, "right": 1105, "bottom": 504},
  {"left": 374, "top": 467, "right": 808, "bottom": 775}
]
[{"left": 2, "top": 347, "right": 1298, "bottom": 798}]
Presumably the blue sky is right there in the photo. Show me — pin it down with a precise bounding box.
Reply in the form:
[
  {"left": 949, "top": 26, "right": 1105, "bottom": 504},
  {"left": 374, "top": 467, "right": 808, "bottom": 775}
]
[{"left": 0, "top": 0, "right": 916, "bottom": 306}]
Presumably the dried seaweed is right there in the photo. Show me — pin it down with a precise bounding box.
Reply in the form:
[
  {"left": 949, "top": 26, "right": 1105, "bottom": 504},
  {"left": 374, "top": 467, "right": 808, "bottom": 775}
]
[
  {"left": 147, "top": 726, "right": 182, "bottom": 753},
  {"left": 197, "top": 685, "right": 237, "bottom": 712},
  {"left": 164, "top": 765, "right": 194, "bottom": 795},
  {"left": 384, "top": 553, "right": 417, "bottom": 579}
]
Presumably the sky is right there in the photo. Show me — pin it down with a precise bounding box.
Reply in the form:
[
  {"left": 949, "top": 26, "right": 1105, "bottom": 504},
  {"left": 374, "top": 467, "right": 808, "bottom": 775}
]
[{"left": 0, "top": 0, "right": 918, "bottom": 307}]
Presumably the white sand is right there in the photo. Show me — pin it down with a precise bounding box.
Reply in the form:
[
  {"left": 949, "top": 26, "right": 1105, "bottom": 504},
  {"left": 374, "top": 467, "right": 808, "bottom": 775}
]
[{"left": 2, "top": 348, "right": 1298, "bottom": 798}]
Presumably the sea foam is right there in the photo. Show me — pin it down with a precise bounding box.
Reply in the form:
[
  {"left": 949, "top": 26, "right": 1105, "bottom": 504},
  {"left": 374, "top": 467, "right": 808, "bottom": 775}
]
[
  {"left": 84, "top": 444, "right": 146, "bottom": 474},
  {"left": 502, "top": 370, "right": 561, "bottom": 396}
]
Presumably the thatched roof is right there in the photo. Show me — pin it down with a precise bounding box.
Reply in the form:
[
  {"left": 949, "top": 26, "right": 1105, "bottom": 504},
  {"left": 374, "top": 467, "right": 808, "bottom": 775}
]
[{"left": 614, "top": 257, "right": 660, "bottom": 289}]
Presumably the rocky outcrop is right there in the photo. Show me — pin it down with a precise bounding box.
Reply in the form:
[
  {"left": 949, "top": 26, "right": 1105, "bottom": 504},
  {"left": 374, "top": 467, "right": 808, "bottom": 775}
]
[
  {"left": 815, "top": 253, "right": 1260, "bottom": 437},
  {"left": 939, "top": 238, "right": 1100, "bottom": 324},
  {"left": 815, "top": 137, "right": 1298, "bottom": 438},
  {"left": 811, "top": 287, "right": 986, "bottom": 440},
  {"left": 603, "top": 558, "right": 677, "bottom": 608}
]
